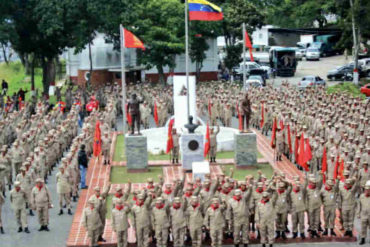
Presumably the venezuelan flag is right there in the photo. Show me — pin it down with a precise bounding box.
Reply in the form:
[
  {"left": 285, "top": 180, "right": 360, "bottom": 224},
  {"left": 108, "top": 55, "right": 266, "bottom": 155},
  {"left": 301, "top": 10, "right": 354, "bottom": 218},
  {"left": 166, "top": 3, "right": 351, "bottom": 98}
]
[{"left": 189, "top": 0, "right": 223, "bottom": 21}]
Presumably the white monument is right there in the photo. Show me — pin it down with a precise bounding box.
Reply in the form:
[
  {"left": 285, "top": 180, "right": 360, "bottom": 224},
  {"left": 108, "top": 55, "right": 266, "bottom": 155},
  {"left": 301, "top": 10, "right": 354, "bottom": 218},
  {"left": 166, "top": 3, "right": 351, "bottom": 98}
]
[
  {"left": 192, "top": 161, "right": 210, "bottom": 181},
  {"left": 173, "top": 75, "right": 196, "bottom": 130}
]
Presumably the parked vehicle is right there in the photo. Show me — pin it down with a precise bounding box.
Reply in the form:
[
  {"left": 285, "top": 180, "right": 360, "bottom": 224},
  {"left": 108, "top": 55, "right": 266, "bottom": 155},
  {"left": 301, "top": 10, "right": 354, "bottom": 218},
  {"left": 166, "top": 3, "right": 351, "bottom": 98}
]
[
  {"left": 360, "top": 83, "right": 370, "bottom": 97},
  {"left": 358, "top": 58, "right": 370, "bottom": 77},
  {"left": 235, "top": 61, "right": 271, "bottom": 81},
  {"left": 269, "top": 47, "right": 297, "bottom": 77},
  {"left": 245, "top": 80, "right": 263, "bottom": 90},
  {"left": 298, "top": 75, "right": 326, "bottom": 90},
  {"left": 306, "top": 48, "right": 321, "bottom": 61},
  {"left": 293, "top": 47, "right": 304, "bottom": 60},
  {"left": 327, "top": 64, "right": 360, "bottom": 81}
]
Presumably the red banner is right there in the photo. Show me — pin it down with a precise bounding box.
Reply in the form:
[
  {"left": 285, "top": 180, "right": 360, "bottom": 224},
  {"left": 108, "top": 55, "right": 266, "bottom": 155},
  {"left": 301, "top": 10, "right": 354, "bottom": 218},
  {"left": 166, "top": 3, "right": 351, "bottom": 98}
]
[
  {"left": 204, "top": 122, "right": 210, "bottom": 157},
  {"left": 166, "top": 119, "right": 175, "bottom": 154},
  {"left": 154, "top": 101, "right": 159, "bottom": 126},
  {"left": 93, "top": 121, "right": 102, "bottom": 157},
  {"left": 123, "top": 28, "right": 145, "bottom": 50}
]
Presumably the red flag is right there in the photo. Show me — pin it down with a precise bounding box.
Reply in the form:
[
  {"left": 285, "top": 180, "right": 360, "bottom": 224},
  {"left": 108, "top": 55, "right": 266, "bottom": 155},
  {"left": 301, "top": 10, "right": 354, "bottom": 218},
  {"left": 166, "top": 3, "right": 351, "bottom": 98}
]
[
  {"left": 260, "top": 103, "right": 264, "bottom": 129},
  {"left": 204, "top": 122, "right": 210, "bottom": 157},
  {"left": 236, "top": 102, "right": 242, "bottom": 131},
  {"left": 303, "top": 138, "right": 312, "bottom": 164},
  {"left": 294, "top": 135, "right": 299, "bottom": 162},
  {"left": 333, "top": 155, "right": 340, "bottom": 180},
  {"left": 154, "top": 101, "right": 159, "bottom": 126},
  {"left": 125, "top": 104, "right": 132, "bottom": 126},
  {"left": 208, "top": 99, "right": 212, "bottom": 118},
  {"left": 244, "top": 30, "right": 254, "bottom": 62},
  {"left": 339, "top": 159, "right": 344, "bottom": 182},
  {"left": 287, "top": 125, "right": 292, "bottom": 154},
  {"left": 298, "top": 133, "right": 309, "bottom": 171},
  {"left": 93, "top": 121, "right": 102, "bottom": 157},
  {"left": 123, "top": 28, "right": 145, "bottom": 50},
  {"left": 166, "top": 119, "right": 175, "bottom": 154},
  {"left": 279, "top": 120, "right": 284, "bottom": 130},
  {"left": 322, "top": 147, "right": 327, "bottom": 184},
  {"left": 270, "top": 117, "right": 277, "bottom": 147}
]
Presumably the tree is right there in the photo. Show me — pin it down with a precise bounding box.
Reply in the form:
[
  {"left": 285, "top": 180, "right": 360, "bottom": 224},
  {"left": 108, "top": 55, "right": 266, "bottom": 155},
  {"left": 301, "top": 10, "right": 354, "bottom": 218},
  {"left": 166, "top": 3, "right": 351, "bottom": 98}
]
[{"left": 189, "top": 22, "right": 222, "bottom": 82}]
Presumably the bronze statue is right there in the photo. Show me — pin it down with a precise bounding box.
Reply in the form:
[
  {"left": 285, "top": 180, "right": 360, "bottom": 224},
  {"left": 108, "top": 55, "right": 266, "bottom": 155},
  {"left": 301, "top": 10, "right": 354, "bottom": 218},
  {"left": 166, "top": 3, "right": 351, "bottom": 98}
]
[
  {"left": 184, "top": 116, "right": 199, "bottom": 133},
  {"left": 241, "top": 93, "right": 251, "bottom": 132},
  {"left": 127, "top": 93, "right": 143, "bottom": 135}
]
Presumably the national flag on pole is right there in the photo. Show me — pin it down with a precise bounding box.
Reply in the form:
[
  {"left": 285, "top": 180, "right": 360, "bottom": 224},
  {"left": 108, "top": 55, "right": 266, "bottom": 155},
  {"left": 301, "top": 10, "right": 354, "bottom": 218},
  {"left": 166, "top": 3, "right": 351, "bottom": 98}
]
[
  {"left": 339, "top": 159, "right": 344, "bottom": 182},
  {"left": 298, "top": 133, "right": 309, "bottom": 171},
  {"left": 279, "top": 120, "right": 284, "bottom": 130},
  {"left": 244, "top": 30, "right": 254, "bottom": 62},
  {"left": 122, "top": 28, "right": 145, "bottom": 50},
  {"left": 154, "top": 101, "right": 159, "bottom": 126},
  {"left": 270, "top": 117, "right": 277, "bottom": 147},
  {"left": 125, "top": 103, "right": 132, "bottom": 126},
  {"left": 260, "top": 103, "right": 264, "bottom": 129},
  {"left": 287, "top": 124, "right": 292, "bottom": 154},
  {"left": 236, "top": 102, "right": 242, "bottom": 131},
  {"left": 93, "top": 121, "right": 102, "bottom": 157},
  {"left": 322, "top": 147, "right": 327, "bottom": 184},
  {"left": 204, "top": 122, "right": 210, "bottom": 157},
  {"left": 189, "top": 0, "right": 223, "bottom": 21},
  {"left": 208, "top": 99, "right": 212, "bottom": 118},
  {"left": 166, "top": 119, "right": 175, "bottom": 154}
]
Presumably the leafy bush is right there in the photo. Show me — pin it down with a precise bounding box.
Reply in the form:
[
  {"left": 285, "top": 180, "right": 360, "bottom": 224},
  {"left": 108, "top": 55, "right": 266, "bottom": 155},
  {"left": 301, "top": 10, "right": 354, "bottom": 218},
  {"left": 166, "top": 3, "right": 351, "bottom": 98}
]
[{"left": 326, "top": 82, "right": 366, "bottom": 98}]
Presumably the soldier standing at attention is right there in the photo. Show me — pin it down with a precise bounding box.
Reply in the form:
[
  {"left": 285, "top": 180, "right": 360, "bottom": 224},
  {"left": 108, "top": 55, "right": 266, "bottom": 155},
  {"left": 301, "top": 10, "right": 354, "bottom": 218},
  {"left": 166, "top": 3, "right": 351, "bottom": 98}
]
[
  {"left": 274, "top": 181, "right": 291, "bottom": 239},
  {"left": 357, "top": 181, "right": 370, "bottom": 245},
  {"left": 171, "top": 128, "right": 180, "bottom": 164},
  {"left": 151, "top": 197, "right": 170, "bottom": 247},
  {"left": 101, "top": 132, "right": 111, "bottom": 165},
  {"left": 255, "top": 191, "right": 277, "bottom": 247},
  {"left": 56, "top": 166, "right": 72, "bottom": 215},
  {"left": 111, "top": 198, "right": 131, "bottom": 247},
  {"left": 204, "top": 197, "right": 227, "bottom": 247},
  {"left": 305, "top": 174, "right": 323, "bottom": 238},
  {"left": 10, "top": 181, "right": 30, "bottom": 233},
  {"left": 31, "top": 178, "right": 52, "bottom": 231},
  {"left": 209, "top": 125, "right": 220, "bottom": 163},
  {"left": 339, "top": 178, "right": 359, "bottom": 237},
  {"left": 83, "top": 198, "right": 103, "bottom": 247},
  {"left": 127, "top": 93, "right": 143, "bottom": 135},
  {"left": 290, "top": 177, "right": 306, "bottom": 239}
]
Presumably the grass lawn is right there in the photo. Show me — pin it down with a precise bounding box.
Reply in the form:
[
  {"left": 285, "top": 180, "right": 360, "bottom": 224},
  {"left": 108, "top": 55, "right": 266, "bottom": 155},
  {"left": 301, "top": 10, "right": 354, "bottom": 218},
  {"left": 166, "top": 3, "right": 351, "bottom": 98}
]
[
  {"left": 113, "top": 135, "right": 264, "bottom": 162},
  {"left": 110, "top": 166, "right": 163, "bottom": 184},
  {"left": 221, "top": 163, "right": 274, "bottom": 181}
]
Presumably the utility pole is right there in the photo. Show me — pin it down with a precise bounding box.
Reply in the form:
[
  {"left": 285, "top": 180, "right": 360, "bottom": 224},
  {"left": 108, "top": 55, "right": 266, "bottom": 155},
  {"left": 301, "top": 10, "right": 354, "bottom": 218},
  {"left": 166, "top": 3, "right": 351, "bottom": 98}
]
[{"left": 349, "top": 0, "right": 359, "bottom": 85}]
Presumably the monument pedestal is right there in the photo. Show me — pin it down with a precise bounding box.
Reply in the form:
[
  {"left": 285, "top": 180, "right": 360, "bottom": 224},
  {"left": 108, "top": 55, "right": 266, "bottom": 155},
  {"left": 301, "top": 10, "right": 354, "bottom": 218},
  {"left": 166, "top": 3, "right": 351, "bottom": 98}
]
[
  {"left": 180, "top": 134, "right": 204, "bottom": 170},
  {"left": 234, "top": 132, "right": 257, "bottom": 168},
  {"left": 125, "top": 134, "right": 148, "bottom": 172},
  {"left": 192, "top": 161, "right": 210, "bottom": 181}
]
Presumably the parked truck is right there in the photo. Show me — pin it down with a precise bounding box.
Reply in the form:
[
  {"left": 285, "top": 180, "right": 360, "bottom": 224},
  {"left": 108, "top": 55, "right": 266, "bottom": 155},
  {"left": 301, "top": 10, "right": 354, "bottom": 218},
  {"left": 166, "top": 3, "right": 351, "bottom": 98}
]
[{"left": 269, "top": 47, "right": 297, "bottom": 77}]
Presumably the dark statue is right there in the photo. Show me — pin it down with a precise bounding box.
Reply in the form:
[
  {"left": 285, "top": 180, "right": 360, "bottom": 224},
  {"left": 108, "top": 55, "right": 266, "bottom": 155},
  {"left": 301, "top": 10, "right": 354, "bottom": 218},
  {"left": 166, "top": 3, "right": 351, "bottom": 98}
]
[
  {"left": 241, "top": 93, "right": 251, "bottom": 132},
  {"left": 127, "top": 93, "right": 143, "bottom": 135},
  {"left": 184, "top": 116, "right": 199, "bottom": 133}
]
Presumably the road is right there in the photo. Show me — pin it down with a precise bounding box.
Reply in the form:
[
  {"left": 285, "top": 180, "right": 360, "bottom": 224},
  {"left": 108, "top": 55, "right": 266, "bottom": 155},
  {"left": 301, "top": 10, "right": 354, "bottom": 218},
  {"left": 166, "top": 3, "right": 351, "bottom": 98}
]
[{"left": 270, "top": 55, "right": 349, "bottom": 87}]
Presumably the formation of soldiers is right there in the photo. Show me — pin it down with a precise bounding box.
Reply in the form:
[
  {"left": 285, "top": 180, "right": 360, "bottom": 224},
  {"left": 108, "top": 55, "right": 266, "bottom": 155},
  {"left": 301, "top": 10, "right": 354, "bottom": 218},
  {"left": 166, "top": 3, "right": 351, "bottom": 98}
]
[
  {"left": 0, "top": 84, "right": 119, "bottom": 235},
  {"left": 82, "top": 170, "right": 370, "bottom": 247}
]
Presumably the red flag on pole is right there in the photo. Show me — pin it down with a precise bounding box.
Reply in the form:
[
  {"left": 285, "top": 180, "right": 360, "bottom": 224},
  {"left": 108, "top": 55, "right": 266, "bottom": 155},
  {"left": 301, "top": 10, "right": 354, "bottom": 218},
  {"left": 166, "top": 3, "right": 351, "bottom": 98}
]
[
  {"left": 236, "top": 102, "right": 242, "bottom": 131},
  {"left": 260, "top": 103, "right": 264, "bottom": 129},
  {"left": 208, "top": 99, "right": 212, "bottom": 118},
  {"left": 294, "top": 135, "right": 299, "bottom": 162},
  {"left": 166, "top": 119, "right": 175, "bottom": 154},
  {"left": 154, "top": 101, "right": 159, "bottom": 126},
  {"left": 322, "top": 147, "right": 327, "bottom": 184},
  {"left": 287, "top": 124, "right": 292, "bottom": 154},
  {"left": 244, "top": 30, "right": 254, "bottom": 62},
  {"left": 123, "top": 28, "right": 145, "bottom": 50},
  {"left": 204, "top": 122, "right": 210, "bottom": 157},
  {"left": 279, "top": 120, "right": 284, "bottom": 130},
  {"left": 93, "top": 121, "right": 102, "bottom": 157},
  {"left": 303, "top": 138, "right": 313, "bottom": 164},
  {"left": 270, "top": 117, "right": 277, "bottom": 147},
  {"left": 125, "top": 103, "right": 132, "bottom": 126},
  {"left": 298, "top": 133, "right": 309, "bottom": 171},
  {"left": 333, "top": 155, "right": 340, "bottom": 180},
  {"left": 339, "top": 159, "right": 345, "bottom": 182}
]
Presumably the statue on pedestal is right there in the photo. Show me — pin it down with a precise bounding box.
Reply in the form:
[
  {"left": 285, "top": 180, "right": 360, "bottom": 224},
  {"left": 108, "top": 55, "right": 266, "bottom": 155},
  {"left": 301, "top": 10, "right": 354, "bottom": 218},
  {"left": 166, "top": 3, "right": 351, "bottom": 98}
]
[
  {"left": 184, "top": 116, "right": 199, "bottom": 133},
  {"left": 241, "top": 93, "right": 251, "bottom": 132},
  {"left": 127, "top": 93, "right": 143, "bottom": 135}
]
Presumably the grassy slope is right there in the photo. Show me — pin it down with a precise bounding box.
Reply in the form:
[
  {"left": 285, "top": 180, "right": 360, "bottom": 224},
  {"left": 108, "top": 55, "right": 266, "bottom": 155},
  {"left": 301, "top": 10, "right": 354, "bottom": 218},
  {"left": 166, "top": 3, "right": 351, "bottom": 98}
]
[
  {"left": 110, "top": 166, "right": 163, "bottom": 184},
  {"left": 113, "top": 135, "right": 264, "bottom": 162},
  {"left": 221, "top": 163, "right": 274, "bottom": 181}
]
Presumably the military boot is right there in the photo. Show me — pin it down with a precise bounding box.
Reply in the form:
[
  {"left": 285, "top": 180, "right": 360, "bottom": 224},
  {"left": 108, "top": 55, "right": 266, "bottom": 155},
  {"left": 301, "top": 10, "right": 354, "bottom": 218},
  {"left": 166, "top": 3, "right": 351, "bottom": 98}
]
[
  {"left": 359, "top": 238, "right": 365, "bottom": 245},
  {"left": 29, "top": 209, "right": 34, "bottom": 216},
  {"left": 292, "top": 232, "right": 298, "bottom": 239},
  {"left": 275, "top": 231, "right": 281, "bottom": 239},
  {"left": 234, "top": 245, "right": 239, "bottom": 247},
  {"left": 58, "top": 209, "right": 64, "bottom": 215},
  {"left": 300, "top": 233, "right": 305, "bottom": 239},
  {"left": 24, "top": 227, "right": 30, "bottom": 233},
  {"left": 330, "top": 229, "right": 336, "bottom": 236},
  {"left": 323, "top": 228, "right": 328, "bottom": 236},
  {"left": 0, "top": 227, "right": 4, "bottom": 234},
  {"left": 18, "top": 227, "right": 23, "bottom": 232},
  {"left": 68, "top": 209, "right": 72, "bottom": 215},
  {"left": 281, "top": 231, "right": 287, "bottom": 240}
]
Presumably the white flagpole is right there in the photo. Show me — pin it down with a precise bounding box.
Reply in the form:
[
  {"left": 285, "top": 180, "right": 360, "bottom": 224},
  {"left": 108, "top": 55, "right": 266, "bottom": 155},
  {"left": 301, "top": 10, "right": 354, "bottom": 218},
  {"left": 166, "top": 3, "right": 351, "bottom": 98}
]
[
  {"left": 185, "top": 0, "right": 190, "bottom": 119},
  {"left": 242, "top": 23, "right": 246, "bottom": 91},
  {"left": 120, "top": 24, "right": 127, "bottom": 135}
]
